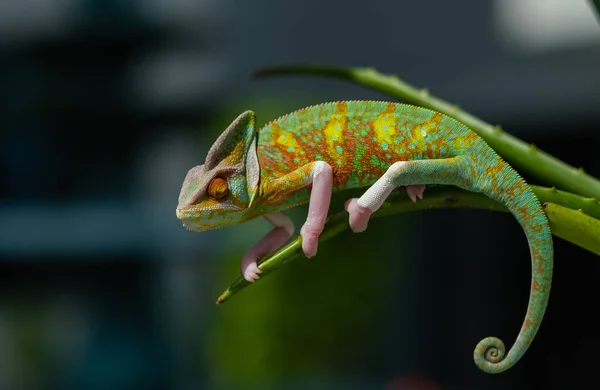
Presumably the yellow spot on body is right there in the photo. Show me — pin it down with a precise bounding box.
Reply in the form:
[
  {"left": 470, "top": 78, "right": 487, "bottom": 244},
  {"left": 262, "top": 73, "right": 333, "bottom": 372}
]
[
  {"left": 373, "top": 114, "right": 396, "bottom": 146},
  {"left": 410, "top": 125, "right": 429, "bottom": 146},
  {"left": 452, "top": 132, "right": 478, "bottom": 149},
  {"left": 324, "top": 103, "right": 348, "bottom": 164},
  {"left": 277, "top": 133, "right": 301, "bottom": 152},
  {"left": 453, "top": 138, "right": 465, "bottom": 149}
]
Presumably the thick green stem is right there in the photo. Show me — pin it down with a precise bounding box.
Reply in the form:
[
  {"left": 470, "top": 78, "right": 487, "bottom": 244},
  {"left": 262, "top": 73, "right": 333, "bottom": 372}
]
[
  {"left": 254, "top": 65, "right": 600, "bottom": 198},
  {"left": 544, "top": 202, "right": 600, "bottom": 255},
  {"left": 216, "top": 186, "right": 600, "bottom": 304}
]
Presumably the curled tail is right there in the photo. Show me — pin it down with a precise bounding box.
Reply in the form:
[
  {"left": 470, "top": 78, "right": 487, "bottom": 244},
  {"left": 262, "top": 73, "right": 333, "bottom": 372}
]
[{"left": 470, "top": 159, "right": 553, "bottom": 374}]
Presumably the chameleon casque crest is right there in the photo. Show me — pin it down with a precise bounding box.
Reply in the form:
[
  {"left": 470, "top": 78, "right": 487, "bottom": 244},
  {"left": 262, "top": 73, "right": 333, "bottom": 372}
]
[{"left": 176, "top": 101, "right": 553, "bottom": 374}]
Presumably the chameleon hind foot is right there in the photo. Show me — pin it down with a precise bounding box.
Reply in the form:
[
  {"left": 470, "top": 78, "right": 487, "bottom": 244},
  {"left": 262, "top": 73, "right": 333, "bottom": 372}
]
[
  {"left": 344, "top": 198, "right": 372, "bottom": 232},
  {"left": 345, "top": 184, "right": 426, "bottom": 232}
]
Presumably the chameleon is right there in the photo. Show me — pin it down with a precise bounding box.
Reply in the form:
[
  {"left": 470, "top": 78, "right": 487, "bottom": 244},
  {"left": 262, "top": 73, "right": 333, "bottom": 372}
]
[{"left": 176, "top": 101, "right": 553, "bottom": 374}]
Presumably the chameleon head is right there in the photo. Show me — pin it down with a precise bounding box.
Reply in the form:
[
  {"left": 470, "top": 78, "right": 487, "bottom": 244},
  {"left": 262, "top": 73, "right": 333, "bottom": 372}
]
[{"left": 176, "top": 110, "right": 260, "bottom": 231}]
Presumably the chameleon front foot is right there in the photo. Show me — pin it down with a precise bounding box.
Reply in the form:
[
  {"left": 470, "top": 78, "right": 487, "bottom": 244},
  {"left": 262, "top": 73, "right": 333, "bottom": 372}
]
[
  {"left": 242, "top": 261, "right": 262, "bottom": 283},
  {"left": 299, "top": 224, "right": 320, "bottom": 258},
  {"left": 240, "top": 213, "right": 293, "bottom": 283},
  {"left": 299, "top": 161, "right": 334, "bottom": 258}
]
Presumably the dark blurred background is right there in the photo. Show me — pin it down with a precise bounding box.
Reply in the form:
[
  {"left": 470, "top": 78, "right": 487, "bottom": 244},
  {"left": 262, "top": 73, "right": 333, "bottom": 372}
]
[{"left": 1, "top": 0, "right": 600, "bottom": 389}]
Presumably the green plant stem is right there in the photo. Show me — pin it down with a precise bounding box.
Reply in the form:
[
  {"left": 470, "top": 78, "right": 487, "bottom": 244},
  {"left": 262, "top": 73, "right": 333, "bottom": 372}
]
[
  {"left": 216, "top": 186, "right": 600, "bottom": 304},
  {"left": 530, "top": 186, "right": 600, "bottom": 219},
  {"left": 544, "top": 202, "right": 600, "bottom": 255},
  {"left": 254, "top": 65, "right": 600, "bottom": 198}
]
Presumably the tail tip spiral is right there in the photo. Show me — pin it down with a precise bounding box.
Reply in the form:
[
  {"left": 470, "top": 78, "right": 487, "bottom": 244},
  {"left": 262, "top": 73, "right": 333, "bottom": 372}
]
[{"left": 473, "top": 337, "right": 509, "bottom": 374}]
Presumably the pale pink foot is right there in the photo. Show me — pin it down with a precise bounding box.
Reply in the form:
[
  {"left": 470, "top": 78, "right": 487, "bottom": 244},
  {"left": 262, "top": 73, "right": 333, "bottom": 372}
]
[
  {"left": 344, "top": 163, "right": 427, "bottom": 234},
  {"left": 406, "top": 185, "right": 426, "bottom": 202},
  {"left": 344, "top": 198, "right": 373, "bottom": 232},
  {"left": 242, "top": 261, "right": 262, "bottom": 282},
  {"left": 300, "top": 223, "right": 320, "bottom": 258},
  {"left": 299, "top": 161, "right": 333, "bottom": 258},
  {"left": 240, "top": 212, "right": 294, "bottom": 283}
]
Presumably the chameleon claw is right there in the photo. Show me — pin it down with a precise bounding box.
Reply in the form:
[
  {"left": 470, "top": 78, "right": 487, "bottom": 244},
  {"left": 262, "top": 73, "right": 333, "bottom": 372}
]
[{"left": 242, "top": 262, "right": 262, "bottom": 283}]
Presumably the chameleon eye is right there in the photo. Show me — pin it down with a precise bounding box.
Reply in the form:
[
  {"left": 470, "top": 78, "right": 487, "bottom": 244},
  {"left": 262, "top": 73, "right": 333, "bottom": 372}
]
[{"left": 208, "top": 177, "right": 229, "bottom": 200}]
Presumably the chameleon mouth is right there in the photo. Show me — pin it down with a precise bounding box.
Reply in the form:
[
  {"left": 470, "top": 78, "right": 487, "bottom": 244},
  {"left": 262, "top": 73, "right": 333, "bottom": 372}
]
[
  {"left": 177, "top": 213, "right": 219, "bottom": 232},
  {"left": 176, "top": 208, "right": 234, "bottom": 232},
  {"left": 176, "top": 208, "right": 190, "bottom": 221},
  {"left": 182, "top": 223, "right": 218, "bottom": 232}
]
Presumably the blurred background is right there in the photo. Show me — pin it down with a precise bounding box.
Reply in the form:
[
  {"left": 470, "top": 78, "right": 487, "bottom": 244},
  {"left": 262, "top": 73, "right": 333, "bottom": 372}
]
[{"left": 1, "top": 0, "right": 600, "bottom": 389}]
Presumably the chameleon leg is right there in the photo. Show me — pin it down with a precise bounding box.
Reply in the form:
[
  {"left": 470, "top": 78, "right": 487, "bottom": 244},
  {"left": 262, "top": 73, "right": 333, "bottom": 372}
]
[
  {"left": 240, "top": 211, "right": 294, "bottom": 282},
  {"left": 346, "top": 182, "right": 426, "bottom": 231},
  {"left": 299, "top": 161, "right": 333, "bottom": 257},
  {"left": 261, "top": 161, "right": 333, "bottom": 258},
  {"left": 345, "top": 158, "right": 464, "bottom": 232}
]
